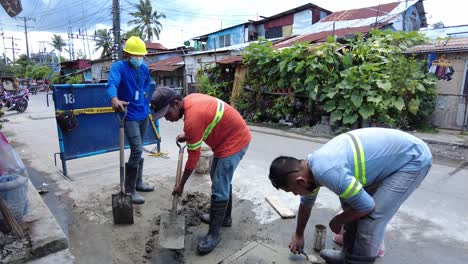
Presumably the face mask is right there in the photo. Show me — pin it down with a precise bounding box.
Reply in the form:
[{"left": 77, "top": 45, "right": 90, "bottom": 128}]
[{"left": 129, "top": 57, "right": 144, "bottom": 68}]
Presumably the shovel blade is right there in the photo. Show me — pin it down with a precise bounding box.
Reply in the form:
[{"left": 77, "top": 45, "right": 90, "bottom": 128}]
[
  {"left": 159, "top": 212, "right": 185, "bottom": 249},
  {"left": 112, "top": 192, "right": 134, "bottom": 225}
]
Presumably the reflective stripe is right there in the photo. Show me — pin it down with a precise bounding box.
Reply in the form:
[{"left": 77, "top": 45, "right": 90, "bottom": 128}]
[
  {"left": 339, "top": 177, "right": 362, "bottom": 199},
  {"left": 341, "top": 132, "right": 367, "bottom": 199},
  {"left": 311, "top": 187, "right": 320, "bottom": 196},
  {"left": 347, "top": 133, "right": 366, "bottom": 185},
  {"left": 187, "top": 99, "right": 224, "bottom": 151}
]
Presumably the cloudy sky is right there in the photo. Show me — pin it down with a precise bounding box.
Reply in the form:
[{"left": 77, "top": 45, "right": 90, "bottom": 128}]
[{"left": 0, "top": 0, "right": 465, "bottom": 60}]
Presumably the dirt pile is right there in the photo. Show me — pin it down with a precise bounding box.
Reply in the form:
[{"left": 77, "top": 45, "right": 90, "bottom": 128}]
[{"left": 0, "top": 232, "right": 30, "bottom": 263}]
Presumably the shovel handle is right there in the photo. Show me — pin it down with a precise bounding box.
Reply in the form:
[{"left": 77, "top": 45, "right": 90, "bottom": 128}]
[
  {"left": 172, "top": 140, "right": 186, "bottom": 213},
  {"left": 117, "top": 109, "right": 127, "bottom": 193}
]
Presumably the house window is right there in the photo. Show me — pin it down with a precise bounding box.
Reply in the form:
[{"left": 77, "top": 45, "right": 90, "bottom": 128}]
[
  {"left": 265, "top": 26, "right": 283, "bottom": 39},
  {"left": 218, "top": 34, "right": 231, "bottom": 48}
]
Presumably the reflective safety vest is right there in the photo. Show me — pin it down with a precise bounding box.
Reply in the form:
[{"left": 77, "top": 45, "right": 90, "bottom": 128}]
[
  {"left": 187, "top": 99, "right": 225, "bottom": 151},
  {"left": 339, "top": 132, "right": 366, "bottom": 199}
]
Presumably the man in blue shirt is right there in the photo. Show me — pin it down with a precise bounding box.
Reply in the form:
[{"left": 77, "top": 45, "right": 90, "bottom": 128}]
[
  {"left": 268, "top": 128, "right": 432, "bottom": 264},
  {"left": 107, "top": 36, "right": 154, "bottom": 204}
]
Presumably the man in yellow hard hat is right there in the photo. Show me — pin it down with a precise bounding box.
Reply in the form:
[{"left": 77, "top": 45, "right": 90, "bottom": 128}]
[{"left": 107, "top": 36, "right": 154, "bottom": 204}]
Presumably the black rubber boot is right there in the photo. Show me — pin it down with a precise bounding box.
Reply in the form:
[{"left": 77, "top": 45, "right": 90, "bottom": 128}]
[
  {"left": 125, "top": 163, "right": 145, "bottom": 204},
  {"left": 345, "top": 253, "right": 376, "bottom": 264},
  {"left": 197, "top": 197, "right": 228, "bottom": 255},
  {"left": 200, "top": 185, "right": 232, "bottom": 227},
  {"left": 320, "top": 249, "right": 344, "bottom": 264},
  {"left": 320, "top": 222, "right": 357, "bottom": 264},
  {"left": 136, "top": 158, "right": 154, "bottom": 192}
]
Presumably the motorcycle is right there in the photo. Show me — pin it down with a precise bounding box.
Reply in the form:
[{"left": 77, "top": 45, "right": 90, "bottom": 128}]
[{"left": 0, "top": 89, "right": 29, "bottom": 113}]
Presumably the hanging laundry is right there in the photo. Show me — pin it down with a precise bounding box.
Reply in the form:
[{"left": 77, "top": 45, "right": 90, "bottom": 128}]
[{"left": 429, "top": 58, "right": 454, "bottom": 81}]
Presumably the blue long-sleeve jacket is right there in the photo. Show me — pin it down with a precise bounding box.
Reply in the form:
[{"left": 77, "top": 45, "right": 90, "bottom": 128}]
[{"left": 107, "top": 60, "right": 151, "bottom": 121}]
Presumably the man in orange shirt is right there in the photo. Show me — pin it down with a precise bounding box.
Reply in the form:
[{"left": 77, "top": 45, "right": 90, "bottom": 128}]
[{"left": 151, "top": 88, "right": 251, "bottom": 254}]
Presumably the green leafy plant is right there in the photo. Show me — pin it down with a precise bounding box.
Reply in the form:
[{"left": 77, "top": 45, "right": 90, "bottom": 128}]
[
  {"left": 65, "top": 75, "right": 83, "bottom": 84},
  {"left": 240, "top": 30, "right": 435, "bottom": 129}
]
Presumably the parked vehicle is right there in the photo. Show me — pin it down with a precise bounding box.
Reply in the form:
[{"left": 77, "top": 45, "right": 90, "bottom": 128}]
[{"left": 0, "top": 89, "right": 29, "bottom": 113}]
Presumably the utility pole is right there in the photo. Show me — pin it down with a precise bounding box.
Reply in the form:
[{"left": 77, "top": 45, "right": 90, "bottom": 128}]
[
  {"left": 1, "top": 33, "right": 6, "bottom": 64},
  {"left": 84, "top": 25, "right": 91, "bottom": 59},
  {"left": 67, "top": 25, "right": 75, "bottom": 60},
  {"left": 6, "top": 36, "right": 21, "bottom": 62},
  {"left": 17, "top": 17, "right": 34, "bottom": 64},
  {"left": 112, "top": 0, "right": 121, "bottom": 61}
]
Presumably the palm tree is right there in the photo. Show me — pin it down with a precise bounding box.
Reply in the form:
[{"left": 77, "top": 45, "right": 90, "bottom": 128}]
[
  {"left": 128, "top": 0, "right": 166, "bottom": 41},
  {"left": 94, "top": 29, "right": 113, "bottom": 58},
  {"left": 50, "top": 34, "right": 67, "bottom": 63},
  {"left": 122, "top": 27, "right": 144, "bottom": 40}
]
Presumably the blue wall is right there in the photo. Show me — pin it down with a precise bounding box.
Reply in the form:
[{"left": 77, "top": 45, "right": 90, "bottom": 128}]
[{"left": 207, "top": 25, "right": 245, "bottom": 50}]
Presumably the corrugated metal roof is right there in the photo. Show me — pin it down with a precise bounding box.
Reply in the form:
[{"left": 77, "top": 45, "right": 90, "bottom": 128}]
[
  {"left": 297, "top": 1, "right": 419, "bottom": 36},
  {"left": 148, "top": 56, "right": 184, "bottom": 72},
  {"left": 145, "top": 42, "right": 167, "bottom": 50},
  {"left": 274, "top": 25, "right": 386, "bottom": 49},
  {"left": 216, "top": 55, "right": 243, "bottom": 64},
  {"left": 406, "top": 37, "right": 468, "bottom": 53},
  {"left": 321, "top": 2, "right": 400, "bottom": 22},
  {"left": 419, "top": 25, "right": 468, "bottom": 39}
]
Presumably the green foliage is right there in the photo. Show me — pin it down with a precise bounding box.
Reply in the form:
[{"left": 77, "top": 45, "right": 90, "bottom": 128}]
[
  {"left": 65, "top": 75, "right": 83, "bottom": 84},
  {"left": 196, "top": 65, "right": 234, "bottom": 103},
  {"left": 127, "top": 0, "right": 166, "bottom": 41},
  {"left": 51, "top": 34, "right": 67, "bottom": 52},
  {"left": 240, "top": 30, "right": 436, "bottom": 129},
  {"left": 94, "top": 29, "right": 113, "bottom": 58},
  {"left": 50, "top": 72, "right": 62, "bottom": 84},
  {"left": 30, "top": 65, "right": 52, "bottom": 80}
]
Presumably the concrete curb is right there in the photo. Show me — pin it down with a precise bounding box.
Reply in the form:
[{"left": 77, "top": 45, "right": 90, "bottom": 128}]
[
  {"left": 249, "top": 125, "right": 330, "bottom": 144},
  {"left": 250, "top": 124, "right": 468, "bottom": 148},
  {"left": 413, "top": 135, "right": 468, "bottom": 148},
  {"left": 25, "top": 180, "right": 68, "bottom": 260}
]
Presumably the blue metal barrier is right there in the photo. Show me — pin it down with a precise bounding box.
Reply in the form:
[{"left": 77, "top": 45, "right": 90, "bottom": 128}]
[{"left": 52, "top": 83, "right": 161, "bottom": 178}]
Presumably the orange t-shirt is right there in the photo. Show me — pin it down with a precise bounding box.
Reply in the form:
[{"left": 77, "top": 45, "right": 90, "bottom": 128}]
[{"left": 183, "top": 94, "right": 251, "bottom": 170}]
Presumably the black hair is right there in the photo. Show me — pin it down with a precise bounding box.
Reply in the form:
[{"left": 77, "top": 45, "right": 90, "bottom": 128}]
[{"left": 268, "top": 156, "right": 302, "bottom": 190}]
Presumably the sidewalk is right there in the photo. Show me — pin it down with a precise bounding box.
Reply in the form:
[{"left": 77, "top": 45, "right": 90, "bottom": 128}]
[{"left": 249, "top": 124, "right": 468, "bottom": 147}]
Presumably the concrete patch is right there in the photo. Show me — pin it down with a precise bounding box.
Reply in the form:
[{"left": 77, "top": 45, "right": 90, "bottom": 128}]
[{"left": 221, "top": 241, "right": 325, "bottom": 264}]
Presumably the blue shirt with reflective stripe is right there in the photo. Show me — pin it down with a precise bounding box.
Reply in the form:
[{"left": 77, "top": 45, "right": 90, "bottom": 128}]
[
  {"left": 106, "top": 60, "right": 151, "bottom": 121},
  {"left": 301, "top": 128, "right": 432, "bottom": 212}
]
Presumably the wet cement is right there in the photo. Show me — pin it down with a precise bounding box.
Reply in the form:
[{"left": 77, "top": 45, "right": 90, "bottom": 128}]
[{"left": 143, "top": 191, "right": 210, "bottom": 263}]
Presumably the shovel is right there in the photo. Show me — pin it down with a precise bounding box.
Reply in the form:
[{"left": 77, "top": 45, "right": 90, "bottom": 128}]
[
  {"left": 159, "top": 141, "right": 186, "bottom": 249},
  {"left": 112, "top": 109, "right": 134, "bottom": 225}
]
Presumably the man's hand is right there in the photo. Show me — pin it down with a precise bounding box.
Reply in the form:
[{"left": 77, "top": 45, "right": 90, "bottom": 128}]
[
  {"left": 111, "top": 97, "right": 129, "bottom": 112},
  {"left": 329, "top": 215, "right": 343, "bottom": 234},
  {"left": 176, "top": 133, "right": 187, "bottom": 143},
  {"left": 172, "top": 183, "right": 184, "bottom": 196},
  {"left": 289, "top": 233, "right": 305, "bottom": 254}
]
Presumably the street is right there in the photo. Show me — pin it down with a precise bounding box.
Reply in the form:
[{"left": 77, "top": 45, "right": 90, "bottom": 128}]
[{"left": 2, "top": 93, "right": 468, "bottom": 264}]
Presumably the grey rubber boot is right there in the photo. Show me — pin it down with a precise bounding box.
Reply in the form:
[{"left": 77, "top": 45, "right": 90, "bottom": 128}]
[
  {"left": 136, "top": 158, "right": 154, "bottom": 192},
  {"left": 200, "top": 185, "right": 232, "bottom": 227},
  {"left": 197, "top": 196, "right": 228, "bottom": 255},
  {"left": 125, "top": 163, "right": 145, "bottom": 204}
]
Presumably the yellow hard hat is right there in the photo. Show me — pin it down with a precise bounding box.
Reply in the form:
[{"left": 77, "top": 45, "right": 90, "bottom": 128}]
[{"left": 123, "top": 36, "right": 148, "bottom": 56}]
